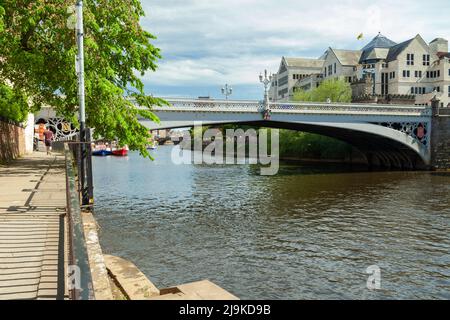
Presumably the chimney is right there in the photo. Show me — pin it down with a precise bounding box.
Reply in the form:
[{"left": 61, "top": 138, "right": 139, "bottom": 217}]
[{"left": 430, "top": 38, "right": 448, "bottom": 59}]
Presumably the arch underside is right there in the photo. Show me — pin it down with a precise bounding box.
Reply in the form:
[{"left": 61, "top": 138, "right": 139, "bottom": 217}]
[{"left": 148, "top": 119, "right": 429, "bottom": 170}]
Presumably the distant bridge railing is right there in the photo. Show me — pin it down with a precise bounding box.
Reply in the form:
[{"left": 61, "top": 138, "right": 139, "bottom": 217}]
[{"left": 148, "top": 98, "right": 432, "bottom": 117}]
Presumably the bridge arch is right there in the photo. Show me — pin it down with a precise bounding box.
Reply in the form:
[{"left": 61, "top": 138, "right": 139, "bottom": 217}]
[{"left": 143, "top": 118, "right": 429, "bottom": 170}]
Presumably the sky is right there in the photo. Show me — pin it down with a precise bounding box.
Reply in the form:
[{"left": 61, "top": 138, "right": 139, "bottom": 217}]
[{"left": 140, "top": 0, "right": 450, "bottom": 100}]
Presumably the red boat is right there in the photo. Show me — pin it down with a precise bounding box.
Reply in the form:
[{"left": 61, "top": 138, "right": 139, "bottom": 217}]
[{"left": 112, "top": 148, "right": 128, "bottom": 157}]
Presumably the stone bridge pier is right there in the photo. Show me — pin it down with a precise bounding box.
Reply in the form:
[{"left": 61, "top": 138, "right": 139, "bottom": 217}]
[{"left": 431, "top": 100, "right": 450, "bottom": 170}]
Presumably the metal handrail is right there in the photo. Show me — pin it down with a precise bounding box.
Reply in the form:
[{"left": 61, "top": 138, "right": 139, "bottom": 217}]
[{"left": 64, "top": 143, "right": 94, "bottom": 300}]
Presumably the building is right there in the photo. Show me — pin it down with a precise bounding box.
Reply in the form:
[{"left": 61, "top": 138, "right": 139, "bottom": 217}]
[
  {"left": 269, "top": 33, "right": 450, "bottom": 107},
  {"left": 270, "top": 57, "right": 324, "bottom": 101}
]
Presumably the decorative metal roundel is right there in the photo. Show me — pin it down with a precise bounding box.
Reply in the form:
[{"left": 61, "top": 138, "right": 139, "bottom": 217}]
[{"left": 38, "top": 117, "right": 78, "bottom": 141}]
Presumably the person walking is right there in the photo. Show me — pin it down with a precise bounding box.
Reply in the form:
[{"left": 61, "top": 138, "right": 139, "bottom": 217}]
[{"left": 43, "top": 127, "right": 54, "bottom": 155}]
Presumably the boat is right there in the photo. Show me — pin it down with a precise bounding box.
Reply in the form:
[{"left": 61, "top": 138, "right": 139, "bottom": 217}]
[
  {"left": 112, "top": 148, "right": 128, "bottom": 157},
  {"left": 92, "top": 149, "right": 112, "bottom": 156}
]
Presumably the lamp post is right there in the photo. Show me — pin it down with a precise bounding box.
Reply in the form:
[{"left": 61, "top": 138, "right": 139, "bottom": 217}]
[
  {"left": 76, "top": 0, "right": 86, "bottom": 138},
  {"left": 76, "top": 0, "right": 93, "bottom": 207},
  {"left": 259, "top": 69, "right": 272, "bottom": 109},
  {"left": 259, "top": 70, "right": 272, "bottom": 120},
  {"left": 221, "top": 84, "right": 233, "bottom": 100}
]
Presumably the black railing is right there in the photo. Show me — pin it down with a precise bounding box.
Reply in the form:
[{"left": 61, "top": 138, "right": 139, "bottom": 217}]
[{"left": 64, "top": 143, "right": 95, "bottom": 300}]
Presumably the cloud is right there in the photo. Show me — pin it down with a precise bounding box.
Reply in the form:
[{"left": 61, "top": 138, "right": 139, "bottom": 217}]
[{"left": 140, "top": 0, "right": 450, "bottom": 98}]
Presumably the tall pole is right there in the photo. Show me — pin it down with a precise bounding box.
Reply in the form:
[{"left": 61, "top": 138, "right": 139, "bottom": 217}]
[
  {"left": 76, "top": 0, "right": 88, "bottom": 205},
  {"left": 259, "top": 70, "right": 272, "bottom": 109},
  {"left": 259, "top": 70, "right": 272, "bottom": 119},
  {"left": 76, "top": 0, "right": 86, "bottom": 132}
]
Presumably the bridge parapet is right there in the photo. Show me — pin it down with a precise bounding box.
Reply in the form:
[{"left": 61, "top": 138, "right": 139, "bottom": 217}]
[
  {"left": 152, "top": 98, "right": 263, "bottom": 112},
  {"left": 269, "top": 102, "right": 431, "bottom": 116},
  {"left": 149, "top": 98, "right": 431, "bottom": 117}
]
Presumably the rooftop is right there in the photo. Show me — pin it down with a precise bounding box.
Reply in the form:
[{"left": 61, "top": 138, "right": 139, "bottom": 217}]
[
  {"left": 284, "top": 57, "right": 325, "bottom": 69},
  {"left": 360, "top": 33, "right": 397, "bottom": 63},
  {"left": 386, "top": 37, "right": 415, "bottom": 62},
  {"left": 331, "top": 49, "right": 362, "bottom": 66}
]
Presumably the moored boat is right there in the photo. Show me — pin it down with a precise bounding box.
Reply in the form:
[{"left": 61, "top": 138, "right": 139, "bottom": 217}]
[
  {"left": 92, "top": 149, "right": 112, "bottom": 156},
  {"left": 112, "top": 148, "right": 128, "bottom": 156}
]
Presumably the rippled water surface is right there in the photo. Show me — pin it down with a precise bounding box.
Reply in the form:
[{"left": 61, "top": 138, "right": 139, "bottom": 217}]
[{"left": 93, "top": 147, "right": 450, "bottom": 299}]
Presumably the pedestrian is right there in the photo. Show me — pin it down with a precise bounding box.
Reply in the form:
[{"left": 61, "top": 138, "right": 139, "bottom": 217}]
[{"left": 43, "top": 126, "right": 54, "bottom": 155}]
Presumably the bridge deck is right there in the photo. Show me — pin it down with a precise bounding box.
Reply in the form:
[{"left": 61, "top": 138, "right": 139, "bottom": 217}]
[{"left": 0, "top": 153, "right": 67, "bottom": 300}]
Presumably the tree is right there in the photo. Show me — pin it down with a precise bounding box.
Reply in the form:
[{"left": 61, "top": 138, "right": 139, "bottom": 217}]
[
  {"left": 0, "top": 5, "right": 4, "bottom": 33},
  {"left": 0, "top": 0, "right": 165, "bottom": 157},
  {"left": 285, "top": 78, "right": 353, "bottom": 159},
  {"left": 0, "top": 83, "right": 30, "bottom": 123},
  {"left": 293, "top": 78, "right": 352, "bottom": 103}
]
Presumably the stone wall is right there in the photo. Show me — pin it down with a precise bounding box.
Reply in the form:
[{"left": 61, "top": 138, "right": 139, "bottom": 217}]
[
  {"left": 430, "top": 115, "right": 450, "bottom": 170},
  {"left": 0, "top": 118, "right": 26, "bottom": 163}
]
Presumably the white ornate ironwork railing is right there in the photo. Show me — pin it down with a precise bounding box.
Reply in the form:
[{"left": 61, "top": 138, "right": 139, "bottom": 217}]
[{"left": 147, "top": 98, "right": 432, "bottom": 117}]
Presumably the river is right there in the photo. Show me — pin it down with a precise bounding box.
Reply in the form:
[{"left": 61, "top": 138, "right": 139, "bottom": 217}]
[{"left": 93, "top": 146, "right": 450, "bottom": 299}]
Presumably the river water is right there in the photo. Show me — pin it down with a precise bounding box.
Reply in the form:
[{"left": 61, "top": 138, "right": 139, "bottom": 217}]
[{"left": 93, "top": 146, "right": 450, "bottom": 299}]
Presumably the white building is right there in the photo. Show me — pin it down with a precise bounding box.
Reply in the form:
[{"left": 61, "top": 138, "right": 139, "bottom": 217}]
[
  {"left": 270, "top": 57, "right": 324, "bottom": 101},
  {"left": 269, "top": 33, "right": 450, "bottom": 107}
]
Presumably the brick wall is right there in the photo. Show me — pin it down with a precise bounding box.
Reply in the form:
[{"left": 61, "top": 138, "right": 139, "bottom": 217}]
[
  {"left": 0, "top": 119, "right": 26, "bottom": 163},
  {"left": 431, "top": 115, "right": 450, "bottom": 170}
]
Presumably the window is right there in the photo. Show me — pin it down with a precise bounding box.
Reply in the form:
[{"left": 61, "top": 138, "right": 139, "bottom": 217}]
[
  {"left": 448, "top": 86, "right": 450, "bottom": 97},
  {"left": 278, "top": 75, "right": 289, "bottom": 87},
  {"left": 411, "top": 87, "right": 415, "bottom": 94},
  {"left": 407, "top": 53, "right": 414, "bottom": 65},
  {"left": 423, "top": 54, "right": 430, "bottom": 66},
  {"left": 334, "top": 63, "right": 336, "bottom": 74},
  {"left": 437, "top": 70, "right": 440, "bottom": 78},
  {"left": 328, "top": 65, "right": 332, "bottom": 76},
  {"left": 381, "top": 73, "right": 389, "bottom": 95},
  {"left": 403, "top": 70, "right": 410, "bottom": 78}
]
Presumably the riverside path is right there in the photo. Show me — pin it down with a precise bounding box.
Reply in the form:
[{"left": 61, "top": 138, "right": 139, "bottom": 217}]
[{"left": 0, "top": 152, "right": 67, "bottom": 300}]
